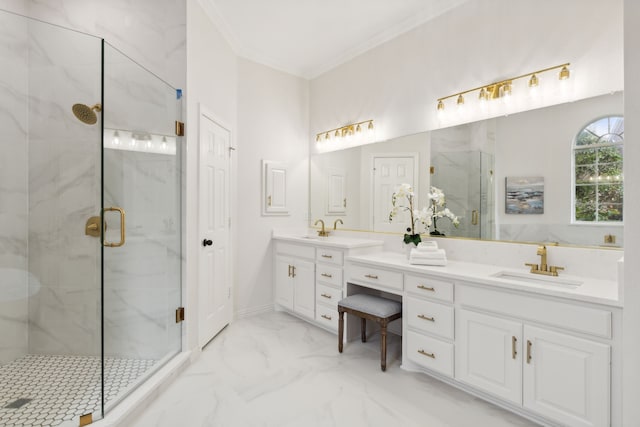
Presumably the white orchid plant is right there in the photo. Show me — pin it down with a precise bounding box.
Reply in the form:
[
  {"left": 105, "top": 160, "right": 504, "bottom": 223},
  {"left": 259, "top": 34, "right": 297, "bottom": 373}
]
[{"left": 389, "top": 184, "right": 460, "bottom": 244}]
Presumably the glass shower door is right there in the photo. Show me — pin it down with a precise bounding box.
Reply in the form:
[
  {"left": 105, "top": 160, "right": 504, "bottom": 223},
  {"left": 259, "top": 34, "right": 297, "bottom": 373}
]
[{"left": 101, "top": 41, "right": 182, "bottom": 412}]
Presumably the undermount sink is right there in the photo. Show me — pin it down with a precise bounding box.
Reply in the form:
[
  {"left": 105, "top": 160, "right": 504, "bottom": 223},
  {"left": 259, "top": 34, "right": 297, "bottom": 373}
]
[
  {"left": 491, "top": 270, "right": 583, "bottom": 288},
  {"left": 299, "top": 235, "right": 318, "bottom": 239}
]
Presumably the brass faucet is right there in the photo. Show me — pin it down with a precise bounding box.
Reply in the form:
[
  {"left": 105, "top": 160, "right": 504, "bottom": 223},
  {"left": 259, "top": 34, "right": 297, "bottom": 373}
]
[
  {"left": 314, "top": 219, "right": 330, "bottom": 237},
  {"left": 333, "top": 218, "right": 343, "bottom": 230},
  {"left": 525, "top": 245, "right": 565, "bottom": 277}
]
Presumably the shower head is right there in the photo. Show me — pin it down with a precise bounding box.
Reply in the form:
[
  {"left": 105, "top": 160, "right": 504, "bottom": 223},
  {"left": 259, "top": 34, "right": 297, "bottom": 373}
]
[{"left": 72, "top": 103, "right": 102, "bottom": 125}]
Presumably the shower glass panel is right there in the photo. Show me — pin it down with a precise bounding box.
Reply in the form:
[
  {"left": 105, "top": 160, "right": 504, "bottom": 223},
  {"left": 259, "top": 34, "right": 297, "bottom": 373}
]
[
  {"left": 0, "top": 10, "right": 104, "bottom": 427},
  {"left": 431, "top": 151, "right": 495, "bottom": 239},
  {"left": 0, "top": 10, "right": 182, "bottom": 426},
  {"left": 101, "top": 41, "right": 182, "bottom": 411}
]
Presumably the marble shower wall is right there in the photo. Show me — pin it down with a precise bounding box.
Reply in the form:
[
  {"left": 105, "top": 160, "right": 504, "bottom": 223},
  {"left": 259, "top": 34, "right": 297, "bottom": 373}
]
[
  {"left": 26, "top": 20, "right": 103, "bottom": 356},
  {"left": 0, "top": 10, "right": 29, "bottom": 366}
]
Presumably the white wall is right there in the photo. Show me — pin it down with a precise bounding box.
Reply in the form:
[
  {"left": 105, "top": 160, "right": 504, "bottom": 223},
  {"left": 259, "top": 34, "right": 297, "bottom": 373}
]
[
  {"left": 235, "top": 58, "right": 309, "bottom": 317},
  {"left": 309, "top": 0, "right": 623, "bottom": 147},
  {"left": 623, "top": 0, "right": 640, "bottom": 424},
  {"left": 184, "top": 0, "right": 238, "bottom": 352}
]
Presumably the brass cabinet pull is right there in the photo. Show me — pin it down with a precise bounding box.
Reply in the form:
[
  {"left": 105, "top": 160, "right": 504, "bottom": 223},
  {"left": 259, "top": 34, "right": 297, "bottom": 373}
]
[
  {"left": 527, "top": 340, "right": 532, "bottom": 364},
  {"left": 365, "top": 274, "right": 379, "bottom": 279},
  {"left": 103, "top": 207, "right": 125, "bottom": 247},
  {"left": 268, "top": 195, "right": 272, "bottom": 206},
  {"left": 418, "top": 349, "right": 435, "bottom": 359},
  {"left": 343, "top": 198, "right": 347, "bottom": 208},
  {"left": 288, "top": 265, "right": 292, "bottom": 277},
  {"left": 471, "top": 210, "right": 479, "bottom": 225},
  {"left": 291, "top": 265, "right": 296, "bottom": 278},
  {"left": 320, "top": 293, "right": 332, "bottom": 299},
  {"left": 321, "top": 254, "right": 333, "bottom": 259},
  {"left": 417, "top": 285, "right": 435, "bottom": 292},
  {"left": 321, "top": 273, "right": 333, "bottom": 278},
  {"left": 512, "top": 336, "right": 518, "bottom": 359},
  {"left": 321, "top": 314, "right": 332, "bottom": 321},
  {"left": 418, "top": 314, "right": 435, "bottom": 322}
]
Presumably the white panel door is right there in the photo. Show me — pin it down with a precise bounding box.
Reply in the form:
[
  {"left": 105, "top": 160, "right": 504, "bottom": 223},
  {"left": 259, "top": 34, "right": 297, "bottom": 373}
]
[
  {"left": 372, "top": 155, "right": 416, "bottom": 232},
  {"left": 523, "top": 325, "right": 610, "bottom": 427},
  {"left": 456, "top": 309, "right": 523, "bottom": 404},
  {"left": 292, "top": 259, "right": 315, "bottom": 320},
  {"left": 198, "top": 113, "right": 232, "bottom": 348}
]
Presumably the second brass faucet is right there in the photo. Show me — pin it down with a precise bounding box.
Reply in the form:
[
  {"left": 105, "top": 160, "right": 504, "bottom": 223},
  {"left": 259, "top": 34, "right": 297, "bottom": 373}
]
[{"left": 525, "top": 245, "right": 564, "bottom": 277}]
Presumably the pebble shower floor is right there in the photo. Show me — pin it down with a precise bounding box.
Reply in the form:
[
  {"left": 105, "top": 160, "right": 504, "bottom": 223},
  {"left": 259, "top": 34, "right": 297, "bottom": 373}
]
[{"left": 0, "top": 354, "right": 156, "bottom": 426}]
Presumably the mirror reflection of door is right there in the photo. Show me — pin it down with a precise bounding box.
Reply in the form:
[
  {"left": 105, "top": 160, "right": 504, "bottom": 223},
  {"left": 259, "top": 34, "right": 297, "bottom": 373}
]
[
  {"left": 326, "top": 168, "right": 347, "bottom": 214},
  {"left": 371, "top": 154, "right": 418, "bottom": 232}
]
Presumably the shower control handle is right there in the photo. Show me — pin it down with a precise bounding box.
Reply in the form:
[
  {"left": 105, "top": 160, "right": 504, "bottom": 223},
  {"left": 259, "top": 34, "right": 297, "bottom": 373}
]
[{"left": 203, "top": 239, "right": 213, "bottom": 247}]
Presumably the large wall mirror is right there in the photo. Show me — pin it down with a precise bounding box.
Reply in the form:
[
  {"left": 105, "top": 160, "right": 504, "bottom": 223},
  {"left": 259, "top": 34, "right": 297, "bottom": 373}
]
[{"left": 309, "top": 91, "right": 624, "bottom": 249}]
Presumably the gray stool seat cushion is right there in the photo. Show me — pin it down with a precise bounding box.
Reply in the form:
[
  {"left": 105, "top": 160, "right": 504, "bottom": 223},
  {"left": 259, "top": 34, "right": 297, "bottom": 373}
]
[{"left": 338, "top": 294, "right": 401, "bottom": 318}]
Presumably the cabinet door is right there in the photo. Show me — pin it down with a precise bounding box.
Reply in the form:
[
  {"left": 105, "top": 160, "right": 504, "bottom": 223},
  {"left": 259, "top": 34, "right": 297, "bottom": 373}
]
[
  {"left": 456, "top": 309, "right": 522, "bottom": 404},
  {"left": 274, "top": 256, "right": 293, "bottom": 310},
  {"left": 263, "top": 160, "right": 288, "bottom": 215},
  {"left": 523, "top": 325, "right": 610, "bottom": 427},
  {"left": 292, "top": 259, "right": 315, "bottom": 320}
]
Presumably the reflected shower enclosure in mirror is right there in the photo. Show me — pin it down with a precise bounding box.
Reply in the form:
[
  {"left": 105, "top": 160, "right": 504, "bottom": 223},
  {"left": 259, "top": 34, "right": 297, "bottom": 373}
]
[{"left": 309, "top": 91, "right": 623, "bottom": 248}]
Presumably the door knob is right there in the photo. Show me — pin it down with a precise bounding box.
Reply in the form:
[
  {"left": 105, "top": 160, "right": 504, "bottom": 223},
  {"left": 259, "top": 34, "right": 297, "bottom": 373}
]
[{"left": 203, "top": 239, "right": 213, "bottom": 247}]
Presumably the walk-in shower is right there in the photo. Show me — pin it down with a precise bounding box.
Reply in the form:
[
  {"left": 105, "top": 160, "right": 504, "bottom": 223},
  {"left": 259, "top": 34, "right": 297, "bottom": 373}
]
[{"left": 0, "top": 10, "right": 182, "bottom": 426}]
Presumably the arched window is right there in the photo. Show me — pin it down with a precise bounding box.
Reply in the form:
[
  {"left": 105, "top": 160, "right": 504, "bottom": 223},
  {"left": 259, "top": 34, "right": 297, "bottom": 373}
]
[{"left": 573, "top": 116, "right": 624, "bottom": 222}]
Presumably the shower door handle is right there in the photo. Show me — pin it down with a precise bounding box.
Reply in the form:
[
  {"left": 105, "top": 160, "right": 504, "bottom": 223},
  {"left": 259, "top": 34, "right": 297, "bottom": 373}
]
[{"left": 103, "top": 207, "right": 126, "bottom": 247}]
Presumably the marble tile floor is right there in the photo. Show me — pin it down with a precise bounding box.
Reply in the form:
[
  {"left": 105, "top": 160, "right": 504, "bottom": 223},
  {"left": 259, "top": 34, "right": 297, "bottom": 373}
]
[
  {"left": 0, "top": 354, "right": 156, "bottom": 426},
  {"left": 130, "top": 312, "right": 539, "bottom": 427}
]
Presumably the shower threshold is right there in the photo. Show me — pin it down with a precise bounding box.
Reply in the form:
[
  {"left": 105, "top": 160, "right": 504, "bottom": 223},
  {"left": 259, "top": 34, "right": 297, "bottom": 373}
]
[{"left": 0, "top": 354, "right": 156, "bottom": 427}]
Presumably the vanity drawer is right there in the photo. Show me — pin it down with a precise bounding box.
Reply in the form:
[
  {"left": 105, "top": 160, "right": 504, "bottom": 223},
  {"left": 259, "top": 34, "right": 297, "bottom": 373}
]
[
  {"left": 316, "top": 248, "right": 344, "bottom": 266},
  {"left": 406, "top": 296, "right": 454, "bottom": 340},
  {"left": 405, "top": 274, "right": 454, "bottom": 303},
  {"left": 316, "top": 283, "right": 342, "bottom": 308},
  {"left": 276, "top": 242, "right": 315, "bottom": 260},
  {"left": 407, "top": 330, "right": 454, "bottom": 378},
  {"left": 347, "top": 263, "right": 403, "bottom": 292},
  {"left": 315, "top": 264, "right": 343, "bottom": 288},
  {"left": 315, "top": 304, "right": 339, "bottom": 332}
]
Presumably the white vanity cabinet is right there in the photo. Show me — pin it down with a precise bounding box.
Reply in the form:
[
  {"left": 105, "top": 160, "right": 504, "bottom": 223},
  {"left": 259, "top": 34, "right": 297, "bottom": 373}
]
[
  {"left": 342, "top": 252, "right": 620, "bottom": 427},
  {"left": 272, "top": 235, "right": 383, "bottom": 331},
  {"left": 456, "top": 285, "right": 612, "bottom": 427},
  {"left": 274, "top": 242, "right": 315, "bottom": 320},
  {"left": 404, "top": 273, "right": 455, "bottom": 378},
  {"left": 314, "top": 247, "right": 344, "bottom": 331}
]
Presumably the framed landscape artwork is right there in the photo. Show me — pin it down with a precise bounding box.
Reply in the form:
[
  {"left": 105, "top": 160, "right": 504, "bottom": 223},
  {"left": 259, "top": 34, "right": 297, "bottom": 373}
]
[{"left": 505, "top": 176, "right": 544, "bottom": 214}]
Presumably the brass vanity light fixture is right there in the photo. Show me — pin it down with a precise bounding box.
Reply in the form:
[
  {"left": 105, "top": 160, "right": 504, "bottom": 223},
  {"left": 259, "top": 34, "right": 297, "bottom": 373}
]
[
  {"left": 316, "top": 119, "right": 374, "bottom": 143},
  {"left": 436, "top": 63, "right": 570, "bottom": 112}
]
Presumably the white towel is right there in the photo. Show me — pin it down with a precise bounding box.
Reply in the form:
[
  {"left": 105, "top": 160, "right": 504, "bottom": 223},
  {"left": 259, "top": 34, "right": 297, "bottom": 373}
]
[
  {"left": 416, "top": 241, "right": 438, "bottom": 252},
  {"left": 409, "top": 257, "right": 447, "bottom": 266},
  {"left": 410, "top": 248, "right": 446, "bottom": 259}
]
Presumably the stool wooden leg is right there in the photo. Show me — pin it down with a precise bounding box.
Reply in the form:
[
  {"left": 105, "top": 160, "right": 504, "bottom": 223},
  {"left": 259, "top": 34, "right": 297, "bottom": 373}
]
[
  {"left": 338, "top": 310, "right": 344, "bottom": 353},
  {"left": 361, "top": 318, "right": 367, "bottom": 342},
  {"left": 380, "top": 321, "right": 387, "bottom": 372}
]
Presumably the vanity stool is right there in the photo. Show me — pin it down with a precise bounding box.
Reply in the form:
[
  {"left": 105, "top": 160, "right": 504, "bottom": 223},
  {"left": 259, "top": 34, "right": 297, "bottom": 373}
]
[{"left": 338, "top": 294, "right": 402, "bottom": 371}]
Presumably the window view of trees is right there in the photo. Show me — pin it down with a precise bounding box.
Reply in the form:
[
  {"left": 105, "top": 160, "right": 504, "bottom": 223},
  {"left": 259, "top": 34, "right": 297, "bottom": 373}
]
[{"left": 574, "top": 116, "right": 623, "bottom": 222}]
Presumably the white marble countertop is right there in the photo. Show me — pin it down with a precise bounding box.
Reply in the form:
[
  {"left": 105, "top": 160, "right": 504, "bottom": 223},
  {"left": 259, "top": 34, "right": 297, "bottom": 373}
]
[
  {"left": 345, "top": 252, "right": 621, "bottom": 308},
  {"left": 272, "top": 232, "right": 384, "bottom": 249}
]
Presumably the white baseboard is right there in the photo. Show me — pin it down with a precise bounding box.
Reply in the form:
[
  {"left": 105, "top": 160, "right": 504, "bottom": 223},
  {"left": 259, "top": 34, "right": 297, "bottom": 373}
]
[{"left": 235, "top": 303, "right": 274, "bottom": 319}]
